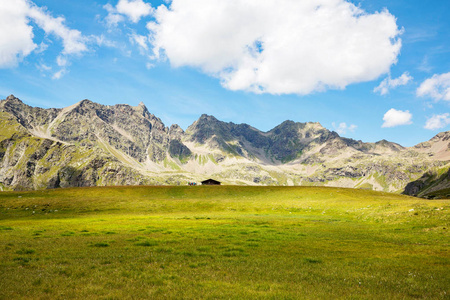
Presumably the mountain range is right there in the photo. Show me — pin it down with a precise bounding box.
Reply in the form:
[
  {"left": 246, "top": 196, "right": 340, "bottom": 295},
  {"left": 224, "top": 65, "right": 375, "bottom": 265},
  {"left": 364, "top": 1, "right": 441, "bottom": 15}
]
[{"left": 1, "top": 95, "right": 449, "bottom": 198}]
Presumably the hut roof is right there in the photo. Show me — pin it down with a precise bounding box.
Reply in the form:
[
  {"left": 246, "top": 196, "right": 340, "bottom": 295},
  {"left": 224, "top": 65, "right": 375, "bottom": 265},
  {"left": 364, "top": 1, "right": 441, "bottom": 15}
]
[{"left": 201, "top": 179, "right": 221, "bottom": 185}]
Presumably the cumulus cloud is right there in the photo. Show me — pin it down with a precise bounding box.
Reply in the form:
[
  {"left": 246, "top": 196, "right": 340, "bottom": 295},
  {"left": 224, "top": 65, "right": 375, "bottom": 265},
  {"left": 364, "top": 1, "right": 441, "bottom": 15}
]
[
  {"left": 0, "top": 0, "right": 37, "bottom": 67},
  {"left": 104, "top": 0, "right": 154, "bottom": 26},
  {"left": 424, "top": 113, "right": 450, "bottom": 130},
  {"left": 382, "top": 109, "right": 412, "bottom": 128},
  {"left": 374, "top": 72, "right": 413, "bottom": 95},
  {"left": 0, "top": 0, "right": 87, "bottom": 68},
  {"left": 104, "top": 3, "right": 125, "bottom": 27},
  {"left": 416, "top": 72, "right": 450, "bottom": 101},
  {"left": 147, "top": 0, "right": 402, "bottom": 95},
  {"left": 332, "top": 122, "right": 357, "bottom": 135}
]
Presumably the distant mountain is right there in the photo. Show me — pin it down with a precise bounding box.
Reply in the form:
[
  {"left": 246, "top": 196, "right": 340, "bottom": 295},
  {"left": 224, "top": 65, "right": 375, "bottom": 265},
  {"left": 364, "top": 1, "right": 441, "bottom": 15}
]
[{"left": 1, "top": 95, "right": 449, "bottom": 197}]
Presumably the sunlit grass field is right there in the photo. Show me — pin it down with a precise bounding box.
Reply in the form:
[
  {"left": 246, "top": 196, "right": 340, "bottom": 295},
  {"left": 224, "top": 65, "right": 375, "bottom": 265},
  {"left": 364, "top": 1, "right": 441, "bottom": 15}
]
[{"left": 0, "top": 186, "right": 449, "bottom": 299}]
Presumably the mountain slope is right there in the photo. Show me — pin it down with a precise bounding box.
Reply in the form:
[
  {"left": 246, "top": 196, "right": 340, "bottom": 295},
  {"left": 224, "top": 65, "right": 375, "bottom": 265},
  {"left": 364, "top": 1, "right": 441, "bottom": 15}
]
[
  {"left": 1, "top": 95, "right": 449, "bottom": 196},
  {"left": 0, "top": 108, "right": 152, "bottom": 190}
]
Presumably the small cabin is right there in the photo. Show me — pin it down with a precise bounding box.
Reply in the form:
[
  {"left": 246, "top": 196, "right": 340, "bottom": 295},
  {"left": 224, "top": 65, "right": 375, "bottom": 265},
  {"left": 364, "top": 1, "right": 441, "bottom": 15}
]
[{"left": 201, "top": 179, "right": 221, "bottom": 185}]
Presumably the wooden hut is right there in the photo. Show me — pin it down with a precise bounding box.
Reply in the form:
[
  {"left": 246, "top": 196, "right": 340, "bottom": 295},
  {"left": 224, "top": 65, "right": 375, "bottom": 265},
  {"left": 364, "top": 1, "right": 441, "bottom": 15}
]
[{"left": 201, "top": 179, "right": 221, "bottom": 185}]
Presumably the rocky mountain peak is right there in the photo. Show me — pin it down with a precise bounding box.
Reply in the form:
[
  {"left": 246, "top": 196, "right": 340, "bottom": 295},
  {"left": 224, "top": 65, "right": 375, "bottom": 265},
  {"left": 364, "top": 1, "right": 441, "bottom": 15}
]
[
  {"left": 368, "top": 139, "right": 405, "bottom": 153},
  {"left": 186, "top": 114, "right": 223, "bottom": 137},
  {"left": 414, "top": 131, "right": 450, "bottom": 150},
  {"left": 133, "top": 101, "right": 151, "bottom": 118},
  {"left": 376, "top": 139, "right": 389, "bottom": 144},
  {"left": 311, "top": 121, "right": 324, "bottom": 127},
  {"left": 1, "top": 95, "right": 25, "bottom": 108},
  {"left": 79, "top": 99, "right": 93, "bottom": 104},
  {"left": 375, "top": 139, "right": 403, "bottom": 147},
  {"left": 269, "top": 120, "right": 303, "bottom": 134},
  {"left": 0, "top": 95, "right": 61, "bottom": 130},
  {"left": 196, "top": 114, "right": 219, "bottom": 124},
  {"left": 6, "top": 94, "right": 19, "bottom": 101},
  {"left": 431, "top": 131, "right": 450, "bottom": 142},
  {"left": 75, "top": 99, "right": 96, "bottom": 109}
]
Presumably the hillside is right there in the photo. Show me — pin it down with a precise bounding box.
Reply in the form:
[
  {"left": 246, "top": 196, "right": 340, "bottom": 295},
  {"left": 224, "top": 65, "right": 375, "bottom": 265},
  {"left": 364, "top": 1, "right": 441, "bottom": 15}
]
[{"left": 0, "top": 95, "right": 449, "bottom": 196}]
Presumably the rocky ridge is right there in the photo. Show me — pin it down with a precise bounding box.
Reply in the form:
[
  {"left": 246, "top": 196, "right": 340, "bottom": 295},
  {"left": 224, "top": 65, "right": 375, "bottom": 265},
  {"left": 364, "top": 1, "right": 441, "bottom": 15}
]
[{"left": 0, "top": 95, "right": 449, "bottom": 197}]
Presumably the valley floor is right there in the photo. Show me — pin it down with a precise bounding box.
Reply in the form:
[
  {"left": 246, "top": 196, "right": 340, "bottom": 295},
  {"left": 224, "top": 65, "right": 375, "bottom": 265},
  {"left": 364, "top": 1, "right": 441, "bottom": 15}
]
[{"left": 0, "top": 186, "right": 449, "bottom": 299}]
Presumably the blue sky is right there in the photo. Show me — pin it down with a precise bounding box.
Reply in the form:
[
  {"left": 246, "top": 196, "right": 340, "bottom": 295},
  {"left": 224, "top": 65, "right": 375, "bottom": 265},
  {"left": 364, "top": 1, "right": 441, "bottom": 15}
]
[{"left": 0, "top": 0, "right": 449, "bottom": 146}]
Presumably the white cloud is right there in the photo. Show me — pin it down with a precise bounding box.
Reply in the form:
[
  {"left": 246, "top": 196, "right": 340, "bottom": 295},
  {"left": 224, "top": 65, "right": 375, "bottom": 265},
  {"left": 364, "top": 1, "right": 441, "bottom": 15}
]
[
  {"left": 0, "top": 0, "right": 87, "bottom": 68},
  {"left": 54, "top": 55, "right": 68, "bottom": 78},
  {"left": 374, "top": 72, "right": 413, "bottom": 95},
  {"left": 36, "top": 63, "right": 51, "bottom": 72},
  {"left": 117, "top": 0, "right": 153, "bottom": 22},
  {"left": 56, "top": 55, "right": 67, "bottom": 67},
  {"left": 332, "top": 122, "right": 357, "bottom": 135},
  {"left": 52, "top": 69, "right": 66, "bottom": 80},
  {"left": 147, "top": 0, "right": 402, "bottom": 95},
  {"left": 104, "top": 4, "right": 125, "bottom": 27},
  {"left": 91, "top": 35, "right": 117, "bottom": 48},
  {"left": 27, "top": 5, "right": 87, "bottom": 55},
  {"left": 104, "top": 0, "right": 154, "bottom": 26},
  {"left": 417, "top": 72, "right": 450, "bottom": 101},
  {"left": 418, "top": 55, "right": 432, "bottom": 73},
  {"left": 130, "top": 33, "right": 149, "bottom": 54},
  {"left": 35, "top": 42, "right": 49, "bottom": 54},
  {"left": 424, "top": 113, "right": 450, "bottom": 130},
  {"left": 382, "top": 108, "right": 412, "bottom": 128},
  {"left": 0, "top": 0, "right": 36, "bottom": 67}
]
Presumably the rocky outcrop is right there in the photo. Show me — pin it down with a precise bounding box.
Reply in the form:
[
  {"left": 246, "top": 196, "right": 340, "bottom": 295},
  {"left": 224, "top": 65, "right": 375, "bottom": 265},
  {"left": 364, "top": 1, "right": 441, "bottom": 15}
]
[
  {"left": 169, "top": 140, "right": 192, "bottom": 162},
  {"left": 403, "top": 168, "right": 450, "bottom": 197}
]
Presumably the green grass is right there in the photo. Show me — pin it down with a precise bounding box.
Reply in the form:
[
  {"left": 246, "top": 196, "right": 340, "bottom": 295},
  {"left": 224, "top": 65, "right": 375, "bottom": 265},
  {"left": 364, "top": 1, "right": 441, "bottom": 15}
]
[
  {"left": 163, "top": 157, "right": 182, "bottom": 170},
  {"left": 0, "top": 186, "right": 449, "bottom": 299}
]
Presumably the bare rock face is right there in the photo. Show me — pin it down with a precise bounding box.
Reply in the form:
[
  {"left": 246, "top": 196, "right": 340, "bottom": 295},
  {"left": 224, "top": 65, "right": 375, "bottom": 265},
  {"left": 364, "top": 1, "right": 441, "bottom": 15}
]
[
  {"left": 0, "top": 96, "right": 192, "bottom": 164},
  {"left": 185, "top": 114, "right": 410, "bottom": 164},
  {"left": 0, "top": 96, "right": 179, "bottom": 190},
  {"left": 0, "top": 117, "right": 150, "bottom": 191},
  {"left": 1, "top": 94, "right": 449, "bottom": 196},
  {"left": 49, "top": 99, "right": 167, "bottom": 162},
  {"left": 186, "top": 115, "right": 335, "bottom": 163},
  {"left": 403, "top": 168, "right": 450, "bottom": 198}
]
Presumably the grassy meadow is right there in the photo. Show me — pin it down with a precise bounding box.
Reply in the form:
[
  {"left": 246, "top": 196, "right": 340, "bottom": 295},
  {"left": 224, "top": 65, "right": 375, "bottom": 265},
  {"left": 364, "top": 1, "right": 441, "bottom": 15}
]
[{"left": 0, "top": 186, "right": 449, "bottom": 299}]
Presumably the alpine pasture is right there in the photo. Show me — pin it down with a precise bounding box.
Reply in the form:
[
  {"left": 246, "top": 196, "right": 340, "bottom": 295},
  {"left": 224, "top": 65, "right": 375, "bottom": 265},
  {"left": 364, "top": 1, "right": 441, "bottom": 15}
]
[{"left": 0, "top": 186, "right": 448, "bottom": 299}]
